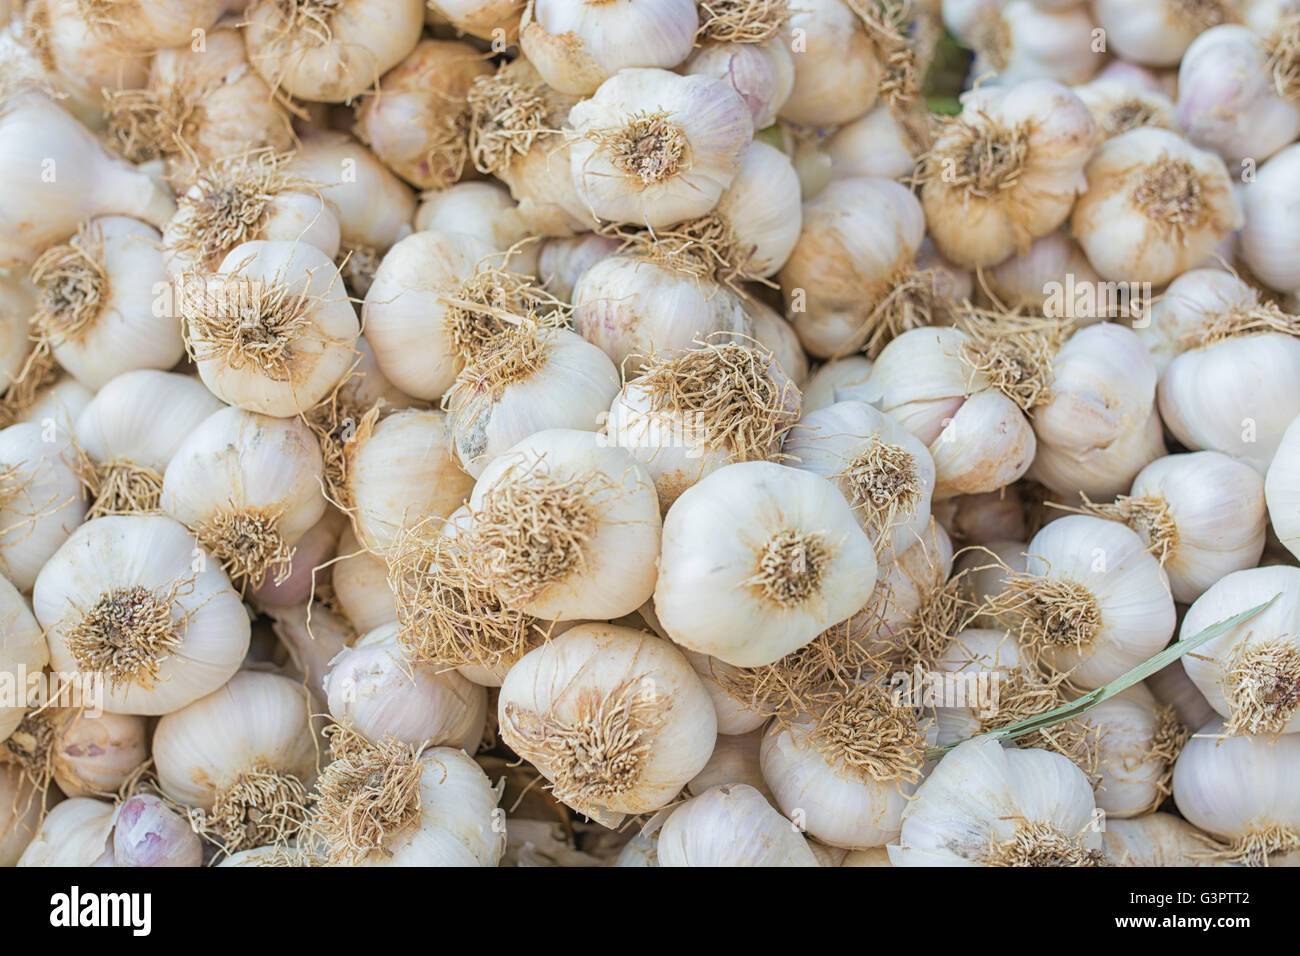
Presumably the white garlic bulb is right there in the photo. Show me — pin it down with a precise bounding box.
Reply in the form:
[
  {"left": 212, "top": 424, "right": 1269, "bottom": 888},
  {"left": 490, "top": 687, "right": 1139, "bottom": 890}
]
[
  {"left": 0, "top": 423, "right": 87, "bottom": 591},
  {"left": 34, "top": 514, "right": 250, "bottom": 714},
  {"left": 1103, "top": 812, "right": 1215, "bottom": 866},
  {"left": 17, "top": 797, "right": 115, "bottom": 867},
  {"left": 112, "top": 794, "right": 203, "bottom": 867},
  {"left": 1073, "top": 77, "right": 1179, "bottom": 139},
  {"left": 536, "top": 234, "right": 620, "bottom": 303},
  {"left": 247, "top": 509, "right": 344, "bottom": 609},
  {"left": 800, "top": 356, "right": 874, "bottom": 414},
  {"left": 984, "top": 231, "right": 1101, "bottom": 317},
  {"left": 414, "top": 181, "right": 539, "bottom": 279},
  {"left": 49, "top": 710, "right": 148, "bottom": 799},
  {"left": 943, "top": 0, "right": 1102, "bottom": 86},
  {"left": 826, "top": 104, "right": 925, "bottom": 182},
  {"left": 742, "top": 296, "right": 809, "bottom": 386},
  {"left": 1240, "top": 143, "right": 1300, "bottom": 295},
  {"left": 1092, "top": 0, "right": 1234, "bottom": 67},
  {"left": 266, "top": 600, "right": 357, "bottom": 708},
  {"left": 658, "top": 784, "right": 818, "bottom": 866},
  {"left": 682, "top": 38, "right": 794, "bottom": 130},
  {"left": 687, "top": 728, "right": 770, "bottom": 791},
  {"left": 0, "top": 574, "right": 45, "bottom": 743},
  {"left": 1137, "top": 268, "right": 1260, "bottom": 375},
  {"left": 779, "top": 0, "right": 882, "bottom": 126},
  {"left": 1089, "top": 685, "right": 1187, "bottom": 818},
  {"left": 332, "top": 525, "right": 398, "bottom": 633},
  {"left": 1147, "top": 658, "right": 1217, "bottom": 732}
]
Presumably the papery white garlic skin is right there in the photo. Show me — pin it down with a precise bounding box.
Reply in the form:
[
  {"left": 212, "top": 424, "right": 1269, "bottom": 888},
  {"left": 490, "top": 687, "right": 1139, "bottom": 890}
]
[
  {"left": 247, "top": 510, "right": 343, "bottom": 609},
  {"left": 712, "top": 141, "right": 803, "bottom": 278},
  {"left": 1146, "top": 658, "right": 1216, "bottom": 733},
  {"left": 267, "top": 600, "right": 357, "bottom": 708},
  {"left": 536, "top": 234, "right": 620, "bottom": 303},
  {"left": 985, "top": 231, "right": 1101, "bottom": 316},
  {"left": 1089, "top": 685, "right": 1180, "bottom": 818},
  {"left": 0, "top": 423, "right": 87, "bottom": 591},
  {"left": 1073, "top": 78, "right": 1179, "bottom": 141},
  {"left": 826, "top": 105, "right": 922, "bottom": 182},
  {"left": 1103, "top": 812, "right": 1215, "bottom": 866},
  {"left": 50, "top": 710, "right": 148, "bottom": 799},
  {"left": 683, "top": 39, "right": 794, "bottom": 130},
  {"left": 332, "top": 525, "right": 398, "bottom": 633},
  {"left": 682, "top": 650, "right": 767, "bottom": 737},
  {"left": 945, "top": 0, "right": 1103, "bottom": 86},
  {"left": 657, "top": 783, "right": 818, "bottom": 866},
  {"left": 779, "top": 0, "right": 881, "bottom": 126},
  {"left": 415, "top": 181, "right": 539, "bottom": 278},
  {"left": 17, "top": 797, "right": 115, "bottom": 867},
  {"left": 1240, "top": 144, "right": 1300, "bottom": 295},
  {"left": 687, "top": 728, "right": 770, "bottom": 792},
  {"left": 17, "top": 376, "right": 93, "bottom": 439},
  {"left": 112, "top": 794, "right": 203, "bottom": 867},
  {"left": 1138, "top": 269, "right": 1259, "bottom": 375},
  {"left": 801, "top": 357, "right": 874, "bottom": 414},
  {"left": 1266, "top": 414, "right": 1300, "bottom": 561},
  {"left": 1092, "top": 0, "right": 1231, "bottom": 67},
  {"left": 0, "top": 574, "right": 46, "bottom": 742}
]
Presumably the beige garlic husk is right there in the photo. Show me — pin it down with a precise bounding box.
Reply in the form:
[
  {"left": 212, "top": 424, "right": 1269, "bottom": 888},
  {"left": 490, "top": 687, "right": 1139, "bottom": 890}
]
[
  {"left": 0, "top": 761, "right": 47, "bottom": 865},
  {"left": 799, "top": 356, "right": 874, "bottom": 414},
  {"left": 154, "top": 671, "right": 319, "bottom": 854},
  {"left": 33, "top": 514, "right": 250, "bottom": 713},
  {"left": 16, "top": 796, "right": 115, "bottom": 866},
  {"left": 162, "top": 151, "right": 340, "bottom": 280},
  {"left": 943, "top": 0, "right": 1102, "bottom": 86},
  {"left": 1073, "top": 77, "right": 1179, "bottom": 140},
  {"left": 1173, "top": 717, "right": 1300, "bottom": 865},
  {"left": 308, "top": 739, "right": 504, "bottom": 866},
  {"left": 1092, "top": 0, "right": 1234, "bottom": 68},
  {"left": 784, "top": 399, "right": 937, "bottom": 560},
  {"left": 265, "top": 600, "right": 357, "bottom": 707},
  {"left": 355, "top": 39, "right": 491, "bottom": 191},
  {"left": 415, "top": 181, "right": 540, "bottom": 279},
  {"left": 71, "top": 0, "right": 229, "bottom": 51},
  {"left": 1103, "top": 812, "right": 1215, "bottom": 866},
  {"left": 243, "top": 0, "right": 424, "bottom": 103},
  {"left": 520, "top": 0, "right": 698, "bottom": 96},
  {"left": 683, "top": 37, "right": 793, "bottom": 130},
  {"left": 572, "top": 252, "right": 749, "bottom": 369},
  {"left": 0, "top": 89, "right": 175, "bottom": 268},
  {"left": 567, "top": 68, "right": 753, "bottom": 229},
  {"left": 103, "top": 17, "right": 292, "bottom": 178},
  {"left": 851, "top": 326, "right": 1037, "bottom": 498},
  {"left": 428, "top": 0, "right": 523, "bottom": 39},
  {"left": 1176, "top": 24, "right": 1300, "bottom": 166},
  {"left": 743, "top": 296, "right": 808, "bottom": 386},
  {"left": 988, "top": 514, "right": 1176, "bottom": 690},
  {"left": 73, "top": 370, "right": 224, "bottom": 519},
  {"left": 655, "top": 461, "right": 878, "bottom": 668},
  {"left": 324, "top": 621, "right": 487, "bottom": 752},
  {"left": 826, "top": 103, "right": 927, "bottom": 182},
  {"left": 687, "top": 728, "right": 769, "bottom": 790},
  {"left": 657, "top": 783, "right": 817, "bottom": 866},
  {"left": 180, "top": 240, "right": 360, "bottom": 417},
  {"left": 890, "top": 736, "right": 1106, "bottom": 866},
  {"left": 0, "top": 574, "right": 46, "bottom": 743},
  {"left": 445, "top": 325, "right": 620, "bottom": 479},
  {"left": 536, "top": 234, "right": 619, "bottom": 302},
  {"left": 919, "top": 80, "right": 1097, "bottom": 269},
  {"left": 332, "top": 525, "right": 397, "bottom": 632},
  {"left": 344, "top": 408, "right": 474, "bottom": 554},
  {"left": 779, "top": 0, "right": 884, "bottom": 127},
  {"left": 112, "top": 793, "right": 203, "bottom": 867},
  {"left": 781, "top": 176, "right": 927, "bottom": 359},
  {"left": 467, "top": 428, "right": 661, "bottom": 621},
  {"left": 1240, "top": 144, "right": 1300, "bottom": 295},
  {"left": 0, "top": 422, "right": 87, "bottom": 590},
  {"left": 498, "top": 622, "right": 716, "bottom": 822},
  {"left": 603, "top": 341, "right": 800, "bottom": 511},
  {"left": 1180, "top": 566, "right": 1300, "bottom": 736},
  {"left": 1073, "top": 128, "right": 1243, "bottom": 285},
  {"left": 48, "top": 709, "right": 148, "bottom": 798},
  {"left": 1092, "top": 451, "right": 1267, "bottom": 604},
  {"left": 29, "top": 216, "right": 180, "bottom": 390},
  {"left": 983, "top": 231, "right": 1101, "bottom": 318},
  {"left": 1029, "top": 322, "right": 1166, "bottom": 500},
  {"left": 161, "top": 406, "right": 326, "bottom": 589}
]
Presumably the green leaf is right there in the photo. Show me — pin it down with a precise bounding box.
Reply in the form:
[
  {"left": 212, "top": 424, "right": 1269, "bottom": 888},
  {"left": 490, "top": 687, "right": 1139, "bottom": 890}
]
[{"left": 924, "top": 594, "right": 1280, "bottom": 761}]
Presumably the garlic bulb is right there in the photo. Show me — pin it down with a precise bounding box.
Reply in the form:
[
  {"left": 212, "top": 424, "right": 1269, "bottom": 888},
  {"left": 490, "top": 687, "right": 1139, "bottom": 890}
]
[
  {"left": 603, "top": 341, "right": 800, "bottom": 510},
  {"left": 180, "top": 240, "right": 359, "bottom": 416},
  {"left": 1240, "top": 144, "right": 1300, "bottom": 295},
  {"left": 354, "top": 39, "right": 492, "bottom": 190},
  {"left": 657, "top": 783, "right": 818, "bottom": 866},
  {"left": 428, "top": 0, "right": 522, "bottom": 39},
  {"left": 0, "top": 574, "right": 45, "bottom": 742},
  {"left": 467, "top": 428, "right": 661, "bottom": 620},
  {"left": 919, "top": 80, "right": 1097, "bottom": 268},
  {"left": 1173, "top": 717, "right": 1300, "bottom": 865},
  {"left": 73, "top": 370, "right": 224, "bottom": 518},
  {"left": 519, "top": 0, "right": 698, "bottom": 95},
  {"left": 266, "top": 600, "right": 357, "bottom": 707},
  {"left": 15, "top": 376, "right": 92, "bottom": 438},
  {"left": 498, "top": 622, "right": 716, "bottom": 820},
  {"left": 1103, "top": 812, "right": 1214, "bottom": 866},
  {"left": 0, "top": 89, "right": 175, "bottom": 267},
  {"left": 1177, "top": 24, "right": 1300, "bottom": 165},
  {"left": 49, "top": 710, "right": 148, "bottom": 798},
  {"left": 800, "top": 356, "right": 874, "bottom": 414},
  {"left": 572, "top": 253, "right": 749, "bottom": 369},
  {"left": 891, "top": 736, "right": 1105, "bottom": 866},
  {"left": 1089, "top": 685, "right": 1188, "bottom": 818},
  {"left": 1073, "top": 128, "right": 1243, "bottom": 285},
  {"left": 34, "top": 514, "right": 250, "bottom": 714},
  {"left": 1180, "top": 566, "right": 1300, "bottom": 736},
  {"left": 154, "top": 671, "right": 319, "bottom": 853},
  {"left": 687, "top": 728, "right": 769, "bottom": 790},
  {"left": 784, "top": 400, "right": 936, "bottom": 559},
  {"left": 0, "top": 762, "right": 46, "bottom": 865},
  {"left": 743, "top": 296, "right": 808, "bottom": 386},
  {"left": 415, "top": 181, "right": 539, "bottom": 279},
  {"left": 984, "top": 231, "right": 1101, "bottom": 317},
  {"left": 112, "top": 794, "right": 203, "bottom": 867},
  {"left": 655, "top": 461, "right": 877, "bottom": 667},
  {"left": 1147, "top": 657, "right": 1217, "bottom": 731},
  {"left": 826, "top": 103, "right": 925, "bottom": 182},
  {"left": 567, "top": 69, "right": 753, "bottom": 229},
  {"left": 445, "top": 326, "right": 620, "bottom": 479},
  {"left": 989, "top": 514, "right": 1176, "bottom": 690},
  {"left": 76, "top": 0, "right": 228, "bottom": 50},
  {"left": 161, "top": 406, "right": 326, "bottom": 588},
  {"left": 332, "top": 526, "right": 397, "bottom": 632},
  {"left": 0, "top": 423, "right": 86, "bottom": 590},
  {"left": 780, "top": 176, "right": 926, "bottom": 359},
  {"left": 17, "top": 797, "right": 115, "bottom": 866},
  {"left": 1073, "top": 77, "right": 1179, "bottom": 140},
  {"left": 943, "top": 0, "right": 1102, "bottom": 86},
  {"left": 1092, "top": 0, "right": 1234, "bottom": 67},
  {"left": 1265, "top": 413, "right": 1300, "bottom": 559},
  {"left": 243, "top": 0, "right": 425, "bottom": 103},
  {"left": 1138, "top": 268, "right": 1257, "bottom": 374},
  {"left": 536, "top": 234, "right": 619, "bottom": 303},
  {"left": 779, "top": 0, "right": 882, "bottom": 126},
  {"left": 345, "top": 408, "right": 474, "bottom": 554},
  {"left": 683, "top": 38, "right": 794, "bottom": 130}
]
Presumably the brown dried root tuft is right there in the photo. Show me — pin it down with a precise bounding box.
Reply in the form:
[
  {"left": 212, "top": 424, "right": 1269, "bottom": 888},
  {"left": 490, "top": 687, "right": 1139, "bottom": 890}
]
[
  {"left": 1170, "top": 0, "right": 1234, "bottom": 31},
  {"left": 1133, "top": 158, "right": 1206, "bottom": 236},
  {"left": 1080, "top": 493, "right": 1179, "bottom": 565},
  {"left": 1143, "top": 704, "right": 1189, "bottom": 806},
  {"left": 895, "top": 576, "right": 979, "bottom": 670},
  {"left": 500, "top": 678, "right": 666, "bottom": 816},
  {"left": 192, "top": 508, "right": 293, "bottom": 590},
  {"left": 72, "top": 450, "right": 165, "bottom": 519},
  {"left": 982, "top": 819, "right": 1108, "bottom": 867},
  {"left": 920, "top": 114, "right": 1029, "bottom": 197},
  {"left": 988, "top": 571, "right": 1102, "bottom": 668},
  {"left": 1222, "top": 639, "right": 1300, "bottom": 736},
  {"left": 838, "top": 436, "right": 922, "bottom": 546},
  {"left": 439, "top": 264, "right": 566, "bottom": 366},
  {"left": 62, "top": 583, "right": 186, "bottom": 691},
  {"left": 696, "top": 0, "right": 790, "bottom": 43},
  {"left": 467, "top": 66, "right": 564, "bottom": 176},
  {"left": 978, "top": 666, "right": 1101, "bottom": 781},
  {"left": 195, "top": 765, "right": 311, "bottom": 855},
  {"left": 594, "top": 111, "right": 689, "bottom": 186},
  {"left": 605, "top": 214, "right": 755, "bottom": 288},
  {"left": 1266, "top": 12, "right": 1300, "bottom": 101},
  {"left": 30, "top": 224, "right": 109, "bottom": 345},
  {"left": 808, "top": 680, "right": 926, "bottom": 785},
  {"left": 1221, "top": 824, "right": 1300, "bottom": 867},
  {"left": 854, "top": 264, "right": 949, "bottom": 359},
  {"left": 306, "top": 381, "right": 382, "bottom": 511},
  {"left": 3, "top": 710, "right": 56, "bottom": 796},
  {"left": 0, "top": 345, "right": 59, "bottom": 430},
  {"left": 1104, "top": 99, "right": 1171, "bottom": 137},
  {"left": 1184, "top": 299, "right": 1300, "bottom": 348},
  {"left": 443, "top": 321, "right": 551, "bottom": 424},
  {"left": 746, "top": 529, "right": 832, "bottom": 609},
  {"left": 848, "top": 0, "right": 921, "bottom": 106},
  {"left": 309, "top": 725, "right": 423, "bottom": 865},
  {"left": 958, "top": 307, "right": 1068, "bottom": 412},
  {"left": 104, "top": 85, "right": 195, "bottom": 165},
  {"left": 180, "top": 273, "right": 319, "bottom": 381}
]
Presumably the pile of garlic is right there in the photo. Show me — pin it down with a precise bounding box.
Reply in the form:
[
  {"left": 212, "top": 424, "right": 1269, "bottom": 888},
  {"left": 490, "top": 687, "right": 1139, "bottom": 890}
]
[{"left": 0, "top": 0, "right": 1297, "bottom": 870}]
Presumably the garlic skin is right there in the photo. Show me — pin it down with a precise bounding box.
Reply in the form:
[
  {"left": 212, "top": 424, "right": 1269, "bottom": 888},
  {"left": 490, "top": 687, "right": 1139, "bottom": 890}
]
[
  {"left": 180, "top": 240, "right": 359, "bottom": 417},
  {"left": 332, "top": 525, "right": 397, "bottom": 633},
  {"left": 0, "top": 574, "right": 46, "bottom": 743},
  {"left": 1073, "top": 78, "right": 1179, "bottom": 140},
  {"left": 346, "top": 408, "right": 474, "bottom": 554},
  {"left": 744, "top": 297, "right": 809, "bottom": 387},
  {"left": 655, "top": 461, "right": 878, "bottom": 668},
  {"left": 0, "top": 762, "right": 47, "bottom": 865},
  {"left": 536, "top": 234, "right": 619, "bottom": 303},
  {"left": 890, "top": 737, "right": 1105, "bottom": 866},
  {"left": 0, "top": 423, "right": 87, "bottom": 591},
  {"left": 921, "top": 80, "right": 1098, "bottom": 269},
  {"left": 520, "top": 0, "right": 698, "bottom": 96},
  {"left": 415, "top": 181, "right": 540, "bottom": 279},
  {"left": 0, "top": 91, "right": 175, "bottom": 267},
  {"left": 112, "top": 794, "right": 203, "bottom": 867},
  {"left": 826, "top": 104, "right": 926, "bottom": 182},
  {"left": 1177, "top": 25, "right": 1300, "bottom": 166},
  {"left": 1147, "top": 658, "right": 1217, "bottom": 732},
  {"left": 1173, "top": 717, "right": 1300, "bottom": 866},
  {"left": 266, "top": 601, "right": 357, "bottom": 708},
  {"left": 682, "top": 649, "right": 768, "bottom": 736},
  {"left": 708, "top": 141, "right": 803, "bottom": 279},
  {"left": 34, "top": 515, "right": 250, "bottom": 714},
  {"left": 1092, "top": 0, "right": 1233, "bottom": 67},
  {"left": 429, "top": 0, "right": 523, "bottom": 39},
  {"left": 324, "top": 622, "right": 486, "bottom": 753},
  {"left": 498, "top": 622, "right": 716, "bottom": 820},
  {"left": 16, "top": 376, "right": 93, "bottom": 438},
  {"left": 1180, "top": 566, "right": 1300, "bottom": 736},
  {"left": 984, "top": 231, "right": 1101, "bottom": 317},
  {"left": 1138, "top": 268, "right": 1259, "bottom": 375},
  {"left": 243, "top": 0, "right": 425, "bottom": 103},
  {"left": 779, "top": 0, "right": 882, "bottom": 126},
  {"left": 1240, "top": 144, "right": 1300, "bottom": 295},
  {"left": 800, "top": 357, "right": 874, "bottom": 414},
  {"left": 1073, "top": 128, "right": 1243, "bottom": 285},
  {"left": 0, "top": 275, "right": 32, "bottom": 396},
  {"left": 1090, "top": 685, "right": 1184, "bottom": 819},
  {"left": 658, "top": 784, "right": 818, "bottom": 866},
  {"left": 445, "top": 327, "right": 620, "bottom": 479},
  {"left": 468, "top": 429, "right": 661, "bottom": 621},
  {"left": 780, "top": 176, "right": 926, "bottom": 359},
  {"left": 687, "top": 728, "right": 770, "bottom": 791},
  {"left": 77, "top": 0, "right": 228, "bottom": 50},
  {"left": 1103, "top": 812, "right": 1215, "bottom": 866},
  {"left": 17, "top": 797, "right": 115, "bottom": 867},
  {"left": 568, "top": 69, "right": 753, "bottom": 229},
  {"left": 1266, "top": 414, "right": 1300, "bottom": 560},
  {"left": 50, "top": 710, "right": 148, "bottom": 799},
  {"left": 683, "top": 39, "right": 794, "bottom": 130},
  {"left": 944, "top": 0, "right": 1102, "bottom": 86},
  {"left": 247, "top": 510, "right": 343, "bottom": 609}
]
